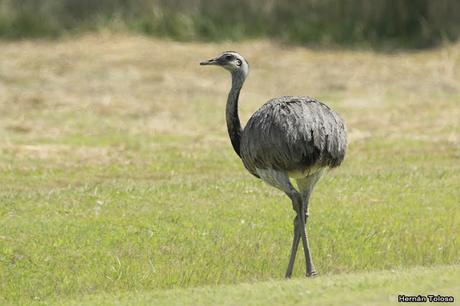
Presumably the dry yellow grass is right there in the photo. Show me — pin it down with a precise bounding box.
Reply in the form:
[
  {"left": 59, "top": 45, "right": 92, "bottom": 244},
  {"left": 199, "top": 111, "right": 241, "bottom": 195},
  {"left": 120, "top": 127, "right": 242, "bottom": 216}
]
[{"left": 1, "top": 34, "right": 459, "bottom": 149}]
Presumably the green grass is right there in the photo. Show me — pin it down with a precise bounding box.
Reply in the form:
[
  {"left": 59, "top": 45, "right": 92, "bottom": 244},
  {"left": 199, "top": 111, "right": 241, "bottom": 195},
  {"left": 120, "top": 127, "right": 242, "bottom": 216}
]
[
  {"left": 0, "top": 37, "right": 459, "bottom": 305},
  {"left": 1, "top": 136, "right": 458, "bottom": 305},
  {"left": 63, "top": 265, "right": 460, "bottom": 305}
]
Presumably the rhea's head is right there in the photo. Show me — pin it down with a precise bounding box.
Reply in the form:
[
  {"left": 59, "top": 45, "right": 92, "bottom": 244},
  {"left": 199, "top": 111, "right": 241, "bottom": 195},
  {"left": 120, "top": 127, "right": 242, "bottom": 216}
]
[{"left": 200, "top": 51, "right": 249, "bottom": 78}]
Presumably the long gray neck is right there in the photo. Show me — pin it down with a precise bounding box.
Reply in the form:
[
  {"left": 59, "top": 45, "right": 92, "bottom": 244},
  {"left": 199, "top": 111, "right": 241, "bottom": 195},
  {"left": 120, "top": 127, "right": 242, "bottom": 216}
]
[{"left": 226, "top": 71, "right": 245, "bottom": 157}]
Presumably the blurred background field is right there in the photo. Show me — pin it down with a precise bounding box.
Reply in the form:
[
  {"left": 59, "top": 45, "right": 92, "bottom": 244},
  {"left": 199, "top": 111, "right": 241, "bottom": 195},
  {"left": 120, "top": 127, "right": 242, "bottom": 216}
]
[
  {"left": 1, "top": 0, "right": 460, "bottom": 48},
  {"left": 0, "top": 1, "right": 459, "bottom": 305}
]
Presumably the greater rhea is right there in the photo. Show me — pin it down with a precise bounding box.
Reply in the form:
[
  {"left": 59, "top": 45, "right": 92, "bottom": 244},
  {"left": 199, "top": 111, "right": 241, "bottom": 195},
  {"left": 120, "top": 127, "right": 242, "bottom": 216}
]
[{"left": 200, "top": 51, "right": 347, "bottom": 277}]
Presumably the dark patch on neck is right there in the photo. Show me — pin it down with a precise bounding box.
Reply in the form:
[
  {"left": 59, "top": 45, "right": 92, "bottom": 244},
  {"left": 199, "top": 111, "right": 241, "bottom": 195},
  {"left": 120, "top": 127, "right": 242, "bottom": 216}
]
[{"left": 226, "top": 88, "right": 243, "bottom": 158}]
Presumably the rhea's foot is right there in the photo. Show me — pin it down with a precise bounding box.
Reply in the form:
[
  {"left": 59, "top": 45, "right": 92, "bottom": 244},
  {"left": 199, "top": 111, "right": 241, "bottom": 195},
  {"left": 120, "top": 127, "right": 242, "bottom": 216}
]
[{"left": 306, "top": 270, "right": 318, "bottom": 277}]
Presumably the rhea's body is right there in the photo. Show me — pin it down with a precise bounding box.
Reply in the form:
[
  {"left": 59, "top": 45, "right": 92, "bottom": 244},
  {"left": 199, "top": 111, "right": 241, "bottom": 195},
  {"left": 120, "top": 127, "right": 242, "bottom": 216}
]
[{"left": 241, "top": 96, "right": 346, "bottom": 179}]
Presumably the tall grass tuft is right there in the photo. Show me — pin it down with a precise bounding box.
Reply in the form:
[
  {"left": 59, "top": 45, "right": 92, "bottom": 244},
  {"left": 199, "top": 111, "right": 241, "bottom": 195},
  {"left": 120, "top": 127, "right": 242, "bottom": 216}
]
[{"left": 0, "top": 0, "right": 460, "bottom": 47}]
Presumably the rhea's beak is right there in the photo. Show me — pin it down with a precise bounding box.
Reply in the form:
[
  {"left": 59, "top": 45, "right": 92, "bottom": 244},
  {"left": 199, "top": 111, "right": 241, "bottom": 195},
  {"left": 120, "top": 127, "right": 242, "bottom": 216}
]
[{"left": 200, "top": 58, "right": 218, "bottom": 66}]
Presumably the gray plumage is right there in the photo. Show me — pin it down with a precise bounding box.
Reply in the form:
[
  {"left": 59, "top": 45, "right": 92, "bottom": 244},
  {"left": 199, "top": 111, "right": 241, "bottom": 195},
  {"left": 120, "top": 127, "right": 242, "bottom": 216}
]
[
  {"left": 201, "top": 51, "right": 347, "bottom": 278},
  {"left": 241, "top": 96, "right": 346, "bottom": 178}
]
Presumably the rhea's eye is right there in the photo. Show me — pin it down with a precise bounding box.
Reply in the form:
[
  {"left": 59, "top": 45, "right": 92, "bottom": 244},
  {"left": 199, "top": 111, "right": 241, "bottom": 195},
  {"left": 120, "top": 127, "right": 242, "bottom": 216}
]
[{"left": 236, "top": 59, "right": 242, "bottom": 66}]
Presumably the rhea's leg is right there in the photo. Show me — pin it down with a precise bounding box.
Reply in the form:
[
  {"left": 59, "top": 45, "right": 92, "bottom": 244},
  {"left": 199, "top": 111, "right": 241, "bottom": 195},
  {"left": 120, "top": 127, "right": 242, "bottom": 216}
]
[
  {"left": 300, "top": 198, "right": 316, "bottom": 276},
  {"left": 285, "top": 192, "right": 304, "bottom": 278},
  {"left": 285, "top": 215, "right": 300, "bottom": 278},
  {"left": 296, "top": 172, "right": 323, "bottom": 277},
  {"left": 253, "top": 168, "right": 308, "bottom": 278}
]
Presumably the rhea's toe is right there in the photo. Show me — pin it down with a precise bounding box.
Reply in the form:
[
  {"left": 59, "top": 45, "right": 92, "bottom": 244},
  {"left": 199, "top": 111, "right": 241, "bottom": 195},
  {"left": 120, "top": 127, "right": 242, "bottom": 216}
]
[{"left": 306, "top": 270, "right": 318, "bottom": 277}]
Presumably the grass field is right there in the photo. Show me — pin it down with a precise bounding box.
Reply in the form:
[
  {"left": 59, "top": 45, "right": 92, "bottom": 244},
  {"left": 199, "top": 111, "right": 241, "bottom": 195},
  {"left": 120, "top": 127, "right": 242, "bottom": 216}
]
[
  {"left": 0, "top": 35, "right": 459, "bottom": 305},
  {"left": 64, "top": 265, "right": 460, "bottom": 305}
]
